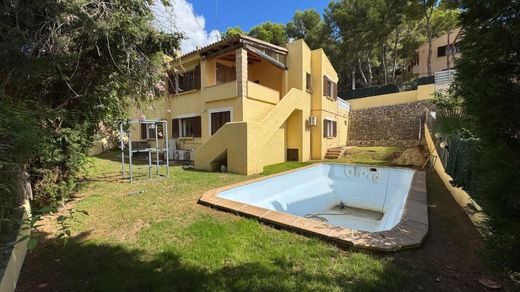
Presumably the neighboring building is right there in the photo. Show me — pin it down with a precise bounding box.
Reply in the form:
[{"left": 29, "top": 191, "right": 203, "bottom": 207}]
[
  {"left": 413, "top": 27, "right": 462, "bottom": 77},
  {"left": 130, "top": 35, "right": 349, "bottom": 175}
]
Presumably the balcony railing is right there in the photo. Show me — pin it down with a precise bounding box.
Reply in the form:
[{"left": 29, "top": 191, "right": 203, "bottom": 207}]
[
  {"left": 203, "top": 81, "right": 237, "bottom": 103},
  {"left": 246, "top": 81, "right": 280, "bottom": 104}
]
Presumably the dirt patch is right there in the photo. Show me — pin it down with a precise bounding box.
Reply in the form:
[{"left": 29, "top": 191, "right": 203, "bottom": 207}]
[{"left": 386, "top": 172, "right": 511, "bottom": 291}]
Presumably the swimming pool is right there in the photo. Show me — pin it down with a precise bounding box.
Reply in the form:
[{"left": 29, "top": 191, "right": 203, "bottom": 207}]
[{"left": 199, "top": 163, "right": 428, "bottom": 251}]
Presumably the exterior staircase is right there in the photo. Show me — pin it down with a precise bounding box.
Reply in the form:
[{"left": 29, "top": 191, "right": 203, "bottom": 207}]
[
  {"left": 325, "top": 147, "right": 347, "bottom": 159},
  {"left": 194, "top": 88, "right": 307, "bottom": 175}
]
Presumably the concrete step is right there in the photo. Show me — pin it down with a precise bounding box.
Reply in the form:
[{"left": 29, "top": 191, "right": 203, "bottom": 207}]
[{"left": 325, "top": 154, "right": 340, "bottom": 159}]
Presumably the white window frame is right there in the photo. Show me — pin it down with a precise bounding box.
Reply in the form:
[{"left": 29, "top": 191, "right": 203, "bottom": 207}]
[
  {"left": 175, "top": 113, "right": 197, "bottom": 138},
  {"left": 208, "top": 107, "right": 233, "bottom": 136},
  {"left": 324, "top": 117, "right": 336, "bottom": 138}
]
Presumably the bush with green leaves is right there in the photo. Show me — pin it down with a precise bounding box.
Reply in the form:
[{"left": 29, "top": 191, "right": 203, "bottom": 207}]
[
  {"left": 0, "top": 1, "right": 181, "bottom": 219},
  {"left": 454, "top": 0, "right": 520, "bottom": 272}
]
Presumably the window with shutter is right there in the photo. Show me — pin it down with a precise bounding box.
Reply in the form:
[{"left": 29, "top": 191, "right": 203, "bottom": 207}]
[
  {"left": 323, "top": 75, "right": 328, "bottom": 96},
  {"left": 211, "top": 111, "right": 231, "bottom": 135},
  {"left": 140, "top": 124, "right": 147, "bottom": 139},
  {"left": 172, "top": 119, "right": 180, "bottom": 138},
  {"left": 323, "top": 119, "right": 336, "bottom": 138},
  {"left": 173, "top": 64, "right": 201, "bottom": 93},
  {"left": 194, "top": 65, "right": 201, "bottom": 90},
  {"left": 306, "top": 73, "right": 312, "bottom": 91},
  {"left": 192, "top": 116, "right": 202, "bottom": 137}
]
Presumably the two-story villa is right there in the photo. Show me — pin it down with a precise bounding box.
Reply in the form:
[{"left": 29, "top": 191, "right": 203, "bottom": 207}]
[
  {"left": 413, "top": 27, "right": 462, "bottom": 77},
  {"left": 130, "top": 35, "right": 349, "bottom": 175}
]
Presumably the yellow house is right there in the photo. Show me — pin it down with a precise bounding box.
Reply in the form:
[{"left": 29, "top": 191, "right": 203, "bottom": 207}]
[
  {"left": 413, "top": 27, "right": 462, "bottom": 77},
  {"left": 130, "top": 35, "right": 349, "bottom": 175}
]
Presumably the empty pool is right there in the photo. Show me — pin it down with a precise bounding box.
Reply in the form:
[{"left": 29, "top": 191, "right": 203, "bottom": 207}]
[{"left": 199, "top": 163, "right": 429, "bottom": 251}]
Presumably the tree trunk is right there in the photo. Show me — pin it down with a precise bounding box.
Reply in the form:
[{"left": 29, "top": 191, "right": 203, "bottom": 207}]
[
  {"left": 446, "top": 27, "right": 451, "bottom": 71},
  {"left": 366, "top": 52, "right": 373, "bottom": 85},
  {"left": 351, "top": 68, "right": 356, "bottom": 90},
  {"left": 381, "top": 42, "right": 388, "bottom": 84},
  {"left": 426, "top": 8, "right": 433, "bottom": 76},
  {"left": 358, "top": 58, "right": 369, "bottom": 86},
  {"left": 392, "top": 27, "right": 400, "bottom": 83}
]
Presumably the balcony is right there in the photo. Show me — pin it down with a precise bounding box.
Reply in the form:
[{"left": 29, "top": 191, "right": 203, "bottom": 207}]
[
  {"left": 202, "top": 80, "right": 280, "bottom": 105},
  {"left": 247, "top": 81, "right": 279, "bottom": 104},
  {"left": 203, "top": 81, "right": 237, "bottom": 103}
]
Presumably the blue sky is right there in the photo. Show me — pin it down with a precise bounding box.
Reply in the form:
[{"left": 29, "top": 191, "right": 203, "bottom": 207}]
[
  {"left": 188, "top": 0, "right": 330, "bottom": 32},
  {"left": 152, "top": 0, "right": 330, "bottom": 53}
]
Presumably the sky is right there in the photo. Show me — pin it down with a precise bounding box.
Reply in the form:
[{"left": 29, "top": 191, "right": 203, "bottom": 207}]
[{"left": 152, "top": 0, "right": 330, "bottom": 53}]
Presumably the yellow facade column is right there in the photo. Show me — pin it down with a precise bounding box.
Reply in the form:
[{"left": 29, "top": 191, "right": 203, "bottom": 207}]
[{"left": 236, "top": 47, "right": 247, "bottom": 98}]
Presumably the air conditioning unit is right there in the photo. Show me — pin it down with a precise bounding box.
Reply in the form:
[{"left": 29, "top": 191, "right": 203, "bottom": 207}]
[
  {"left": 308, "top": 116, "right": 317, "bottom": 126},
  {"left": 176, "top": 150, "right": 186, "bottom": 160}
]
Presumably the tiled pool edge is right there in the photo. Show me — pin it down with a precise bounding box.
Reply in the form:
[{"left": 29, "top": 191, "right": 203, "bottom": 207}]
[{"left": 198, "top": 164, "right": 428, "bottom": 251}]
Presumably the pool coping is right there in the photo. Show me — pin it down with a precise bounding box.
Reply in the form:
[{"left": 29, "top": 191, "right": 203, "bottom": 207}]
[{"left": 198, "top": 163, "right": 428, "bottom": 251}]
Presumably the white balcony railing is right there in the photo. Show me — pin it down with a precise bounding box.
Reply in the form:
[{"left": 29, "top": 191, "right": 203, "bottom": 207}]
[{"left": 434, "top": 70, "right": 456, "bottom": 90}]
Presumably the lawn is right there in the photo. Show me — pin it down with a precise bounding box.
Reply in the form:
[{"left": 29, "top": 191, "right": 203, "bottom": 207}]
[{"left": 17, "top": 147, "right": 504, "bottom": 291}]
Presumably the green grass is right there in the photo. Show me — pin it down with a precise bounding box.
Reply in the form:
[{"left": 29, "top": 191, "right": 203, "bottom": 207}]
[
  {"left": 261, "top": 161, "right": 314, "bottom": 175},
  {"left": 17, "top": 147, "right": 500, "bottom": 291}
]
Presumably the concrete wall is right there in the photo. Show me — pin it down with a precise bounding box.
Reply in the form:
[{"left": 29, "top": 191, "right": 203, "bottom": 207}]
[
  {"left": 0, "top": 200, "right": 31, "bottom": 292},
  {"left": 424, "top": 124, "right": 485, "bottom": 227}
]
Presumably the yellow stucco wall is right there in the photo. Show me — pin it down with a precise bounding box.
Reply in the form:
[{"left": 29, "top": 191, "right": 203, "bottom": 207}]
[
  {"left": 424, "top": 124, "right": 485, "bottom": 226},
  {"left": 248, "top": 61, "right": 284, "bottom": 95},
  {"left": 414, "top": 27, "right": 462, "bottom": 77},
  {"left": 308, "top": 49, "right": 348, "bottom": 159},
  {"left": 129, "top": 37, "right": 348, "bottom": 175},
  {"left": 347, "top": 84, "right": 435, "bottom": 110}
]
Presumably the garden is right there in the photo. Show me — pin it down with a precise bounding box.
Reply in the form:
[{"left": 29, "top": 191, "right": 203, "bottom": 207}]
[{"left": 15, "top": 148, "right": 507, "bottom": 291}]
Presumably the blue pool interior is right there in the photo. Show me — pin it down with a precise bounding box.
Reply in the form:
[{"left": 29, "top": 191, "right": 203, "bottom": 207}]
[{"left": 218, "top": 164, "right": 415, "bottom": 232}]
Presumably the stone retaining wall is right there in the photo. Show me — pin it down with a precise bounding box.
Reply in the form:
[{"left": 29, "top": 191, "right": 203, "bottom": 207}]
[
  {"left": 346, "top": 140, "right": 423, "bottom": 147},
  {"left": 347, "top": 100, "right": 433, "bottom": 146}
]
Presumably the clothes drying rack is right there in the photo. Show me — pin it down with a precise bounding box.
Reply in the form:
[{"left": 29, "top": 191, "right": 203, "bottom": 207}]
[{"left": 119, "top": 119, "right": 170, "bottom": 182}]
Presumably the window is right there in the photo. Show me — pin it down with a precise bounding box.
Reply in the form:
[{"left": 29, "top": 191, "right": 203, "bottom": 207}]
[
  {"left": 180, "top": 118, "right": 193, "bottom": 137},
  {"left": 210, "top": 111, "right": 231, "bottom": 135},
  {"left": 323, "top": 75, "right": 337, "bottom": 99},
  {"left": 438, "top": 43, "right": 461, "bottom": 58},
  {"left": 140, "top": 123, "right": 164, "bottom": 140},
  {"left": 306, "top": 73, "right": 312, "bottom": 91},
  {"left": 323, "top": 119, "right": 337, "bottom": 138},
  {"left": 172, "top": 116, "right": 201, "bottom": 138},
  {"left": 216, "top": 63, "right": 236, "bottom": 84},
  {"left": 437, "top": 45, "right": 447, "bottom": 57},
  {"left": 168, "top": 65, "right": 200, "bottom": 94}
]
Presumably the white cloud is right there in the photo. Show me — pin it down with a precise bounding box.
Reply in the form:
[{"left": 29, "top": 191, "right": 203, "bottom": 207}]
[{"left": 152, "top": 0, "right": 221, "bottom": 54}]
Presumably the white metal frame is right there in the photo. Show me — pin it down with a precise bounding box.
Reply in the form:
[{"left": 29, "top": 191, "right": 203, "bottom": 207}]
[{"left": 119, "top": 119, "right": 170, "bottom": 183}]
